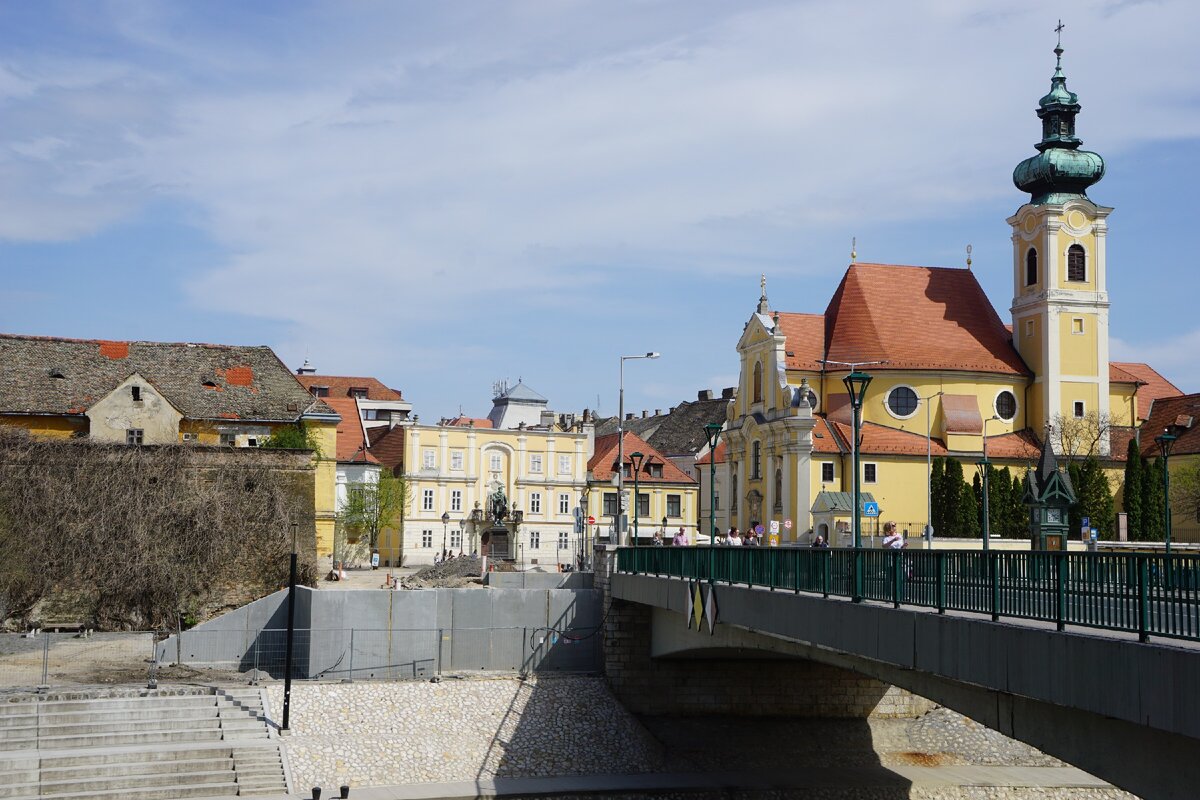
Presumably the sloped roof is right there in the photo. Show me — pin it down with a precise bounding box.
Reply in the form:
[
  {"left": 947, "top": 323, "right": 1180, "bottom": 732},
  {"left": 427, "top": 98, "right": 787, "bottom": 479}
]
[
  {"left": 812, "top": 416, "right": 846, "bottom": 454},
  {"left": 695, "top": 441, "right": 727, "bottom": 465},
  {"left": 791, "top": 263, "right": 1030, "bottom": 376},
  {"left": 812, "top": 491, "right": 878, "bottom": 513},
  {"left": 366, "top": 424, "right": 407, "bottom": 475},
  {"left": 496, "top": 381, "right": 547, "bottom": 403},
  {"left": 444, "top": 416, "right": 493, "bottom": 428},
  {"left": 827, "top": 419, "right": 950, "bottom": 457},
  {"left": 0, "top": 333, "right": 334, "bottom": 421},
  {"left": 323, "top": 397, "right": 379, "bottom": 464},
  {"left": 1140, "top": 393, "right": 1200, "bottom": 458},
  {"left": 588, "top": 431, "right": 696, "bottom": 485},
  {"left": 1111, "top": 362, "right": 1183, "bottom": 421},
  {"left": 295, "top": 375, "right": 403, "bottom": 401},
  {"left": 631, "top": 396, "right": 731, "bottom": 457}
]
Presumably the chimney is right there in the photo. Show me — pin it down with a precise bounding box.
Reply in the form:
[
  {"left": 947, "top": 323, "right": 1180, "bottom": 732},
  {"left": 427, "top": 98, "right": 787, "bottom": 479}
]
[
  {"left": 654, "top": 409, "right": 661, "bottom": 416},
  {"left": 721, "top": 387, "right": 736, "bottom": 400},
  {"left": 698, "top": 389, "right": 713, "bottom": 401},
  {"left": 625, "top": 413, "right": 635, "bottom": 421},
  {"left": 582, "top": 408, "right": 591, "bottom": 423},
  {"left": 540, "top": 410, "right": 555, "bottom": 427},
  {"left": 641, "top": 410, "right": 648, "bottom": 418}
]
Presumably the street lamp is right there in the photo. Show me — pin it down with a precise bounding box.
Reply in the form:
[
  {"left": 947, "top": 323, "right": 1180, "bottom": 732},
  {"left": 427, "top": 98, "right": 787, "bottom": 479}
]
[
  {"left": 441, "top": 511, "right": 450, "bottom": 556},
  {"left": 975, "top": 415, "right": 1002, "bottom": 552},
  {"left": 282, "top": 522, "right": 298, "bottom": 731},
  {"left": 703, "top": 423, "right": 722, "bottom": 546},
  {"left": 1156, "top": 428, "right": 1179, "bottom": 561},
  {"left": 630, "top": 451, "right": 645, "bottom": 545},
  {"left": 617, "top": 352, "right": 660, "bottom": 543},
  {"left": 919, "top": 391, "right": 944, "bottom": 549},
  {"left": 843, "top": 371, "right": 871, "bottom": 605}
]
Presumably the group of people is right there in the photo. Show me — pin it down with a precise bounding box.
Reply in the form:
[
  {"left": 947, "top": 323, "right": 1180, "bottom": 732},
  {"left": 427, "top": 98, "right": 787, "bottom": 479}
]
[
  {"left": 649, "top": 527, "right": 693, "bottom": 546},
  {"left": 433, "top": 549, "right": 476, "bottom": 565},
  {"left": 717, "top": 526, "right": 764, "bottom": 546}
]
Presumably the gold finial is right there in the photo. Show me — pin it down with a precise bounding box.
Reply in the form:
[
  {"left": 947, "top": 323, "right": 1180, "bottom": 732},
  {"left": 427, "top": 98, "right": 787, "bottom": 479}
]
[
  {"left": 966, "top": 244, "right": 973, "bottom": 269},
  {"left": 850, "top": 236, "right": 857, "bottom": 263}
]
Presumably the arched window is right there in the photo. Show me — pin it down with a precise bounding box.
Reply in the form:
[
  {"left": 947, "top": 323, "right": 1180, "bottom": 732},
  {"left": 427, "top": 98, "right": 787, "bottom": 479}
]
[
  {"left": 751, "top": 441, "right": 761, "bottom": 479},
  {"left": 773, "top": 469, "right": 783, "bottom": 512},
  {"left": 1025, "top": 248, "right": 1038, "bottom": 286},
  {"left": 752, "top": 361, "right": 763, "bottom": 404},
  {"left": 1067, "top": 244, "right": 1086, "bottom": 282},
  {"left": 731, "top": 470, "right": 738, "bottom": 512}
]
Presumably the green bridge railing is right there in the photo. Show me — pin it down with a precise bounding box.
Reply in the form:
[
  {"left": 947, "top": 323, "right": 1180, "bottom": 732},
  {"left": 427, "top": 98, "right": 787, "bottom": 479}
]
[{"left": 615, "top": 546, "right": 1200, "bottom": 643}]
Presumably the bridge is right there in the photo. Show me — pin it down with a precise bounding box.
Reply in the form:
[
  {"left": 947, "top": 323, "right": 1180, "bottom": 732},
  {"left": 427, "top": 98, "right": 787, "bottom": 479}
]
[{"left": 606, "top": 545, "right": 1200, "bottom": 800}]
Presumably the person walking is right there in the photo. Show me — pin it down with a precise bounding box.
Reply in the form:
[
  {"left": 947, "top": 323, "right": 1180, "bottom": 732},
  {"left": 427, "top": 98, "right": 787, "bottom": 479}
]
[
  {"left": 672, "top": 527, "right": 689, "bottom": 546},
  {"left": 728, "top": 528, "right": 743, "bottom": 546},
  {"left": 882, "top": 521, "right": 905, "bottom": 550}
]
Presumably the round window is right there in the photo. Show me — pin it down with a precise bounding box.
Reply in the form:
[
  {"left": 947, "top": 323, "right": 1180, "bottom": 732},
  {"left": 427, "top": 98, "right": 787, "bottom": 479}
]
[
  {"left": 886, "top": 386, "right": 919, "bottom": 418},
  {"left": 995, "top": 390, "right": 1017, "bottom": 421}
]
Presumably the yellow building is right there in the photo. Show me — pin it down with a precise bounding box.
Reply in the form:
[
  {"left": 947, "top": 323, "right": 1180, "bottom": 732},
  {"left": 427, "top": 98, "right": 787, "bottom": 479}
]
[
  {"left": 720, "top": 42, "right": 1182, "bottom": 544},
  {"left": 586, "top": 430, "right": 700, "bottom": 546},
  {"left": 0, "top": 333, "right": 341, "bottom": 555}
]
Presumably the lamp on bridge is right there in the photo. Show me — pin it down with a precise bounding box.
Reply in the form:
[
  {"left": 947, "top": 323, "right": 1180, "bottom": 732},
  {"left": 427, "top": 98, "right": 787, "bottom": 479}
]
[
  {"left": 703, "top": 423, "right": 722, "bottom": 546},
  {"left": 843, "top": 370, "right": 871, "bottom": 604},
  {"left": 975, "top": 415, "right": 1002, "bottom": 552},
  {"left": 1155, "top": 426, "right": 1181, "bottom": 577},
  {"left": 630, "top": 451, "right": 645, "bottom": 546}
]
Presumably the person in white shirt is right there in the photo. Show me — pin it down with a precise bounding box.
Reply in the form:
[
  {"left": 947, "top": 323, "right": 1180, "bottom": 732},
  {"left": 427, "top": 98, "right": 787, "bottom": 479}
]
[
  {"left": 882, "top": 521, "right": 905, "bottom": 549},
  {"left": 728, "top": 528, "right": 743, "bottom": 546}
]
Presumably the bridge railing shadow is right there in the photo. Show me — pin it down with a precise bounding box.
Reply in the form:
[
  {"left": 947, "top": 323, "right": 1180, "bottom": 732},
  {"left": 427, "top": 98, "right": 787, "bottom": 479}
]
[{"left": 618, "top": 546, "right": 1200, "bottom": 643}]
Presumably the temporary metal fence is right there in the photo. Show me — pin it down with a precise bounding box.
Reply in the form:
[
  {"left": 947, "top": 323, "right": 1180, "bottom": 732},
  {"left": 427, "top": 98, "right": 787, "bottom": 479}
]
[
  {"left": 617, "top": 545, "right": 1200, "bottom": 643},
  {"left": 0, "top": 631, "right": 156, "bottom": 690},
  {"left": 156, "top": 626, "right": 601, "bottom": 681}
]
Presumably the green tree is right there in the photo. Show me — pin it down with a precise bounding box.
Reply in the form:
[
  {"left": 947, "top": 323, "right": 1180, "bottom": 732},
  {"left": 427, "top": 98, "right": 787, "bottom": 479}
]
[
  {"left": 1141, "top": 457, "right": 1167, "bottom": 542},
  {"left": 1171, "top": 459, "right": 1200, "bottom": 533},
  {"left": 941, "top": 458, "right": 965, "bottom": 536},
  {"left": 930, "top": 457, "right": 947, "bottom": 536},
  {"left": 339, "top": 471, "right": 411, "bottom": 559},
  {"left": 948, "top": 459, "right": 979, "bottom": 538},
  {"left": 1123, "top": 438, "right": 1144, "bottom": 539},
  {"left": 262, "top": 421, "right": 324, "bottom": 456},
  {"left": 972, "top": 472, "right": 984, "bottom": 536},
  {"left": 1068, "top": 457, "right": 1115, "bottom": 540},
  {"left": 1010, "top": 469, "right": 1030, "bottom": 539}
]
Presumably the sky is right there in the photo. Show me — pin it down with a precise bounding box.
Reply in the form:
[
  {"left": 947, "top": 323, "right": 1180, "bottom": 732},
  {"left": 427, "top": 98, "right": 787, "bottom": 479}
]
[{"left": 2, "top": 0, "right": 1199, "bottom": 421}]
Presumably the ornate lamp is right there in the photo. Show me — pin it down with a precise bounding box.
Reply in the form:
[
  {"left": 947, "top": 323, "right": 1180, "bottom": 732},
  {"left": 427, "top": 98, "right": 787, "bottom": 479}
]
[
  {"left": 630, "top": 451, "right": 645, "bottom": 546},
  {"left": 703, "top": 422, "right": 722, "bottom": 545}
]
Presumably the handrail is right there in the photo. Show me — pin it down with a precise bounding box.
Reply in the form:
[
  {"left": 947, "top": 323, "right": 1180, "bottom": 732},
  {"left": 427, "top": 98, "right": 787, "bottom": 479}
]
[{"left": 614, "top": 546, "right": 1200, "bottom": 643}]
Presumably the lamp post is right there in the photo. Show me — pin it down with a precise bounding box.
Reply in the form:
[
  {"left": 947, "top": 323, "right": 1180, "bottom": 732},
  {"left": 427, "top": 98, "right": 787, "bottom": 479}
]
[
  {"left": 630, "top": 451, "right": 645, "bottom": 545},
  {"left": 440, "top": 511, "right": 450, "bottom": 557},
  {"left": 842, "top": 371, "right": 872, "bottom": 604},
  {"left": 282, "top": 522, "right": 298, "bottom": 731},
  {"left": 617, "top": 352, "right": 660, "bottom": 543},
  {"left": 703, "top": 423, "right": 721, "bottom": 546},
  {"left": 1156, "top": 428, "right": 1178, "bottom": 561},
  {"left": 920, "top": 392, "right": 944, "bottom": 549},
  {"left": 975, "top": 416, "right": 1001, "bottom": 552}
]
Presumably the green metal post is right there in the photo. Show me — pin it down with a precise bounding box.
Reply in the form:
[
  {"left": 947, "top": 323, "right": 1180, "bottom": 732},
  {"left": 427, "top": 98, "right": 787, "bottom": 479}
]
[
  {"left": 1056, "top": 552, "right": 1067, "bottom": 632},
  {"left": 891, "top": 551, "right": 900, "bottom": 608},
  {"left": 1138, "top": 556, "right": 1150, "bottom": 643},
  {"left": 990, "top": 552, "right": 1000, "bottom": 622},
  {"left": 936, "top": 551, "right": 946, "bottom": 614},
  {"left": 853, "top": 399, "right": 863, "bottom": 602}
]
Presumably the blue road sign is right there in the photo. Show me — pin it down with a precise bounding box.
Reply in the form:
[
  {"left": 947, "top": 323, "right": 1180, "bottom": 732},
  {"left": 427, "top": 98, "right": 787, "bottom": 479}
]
[
  {"left": 863, "top": 501, "right": 880, "bottom": 517},
  {"left": 1082, "top": 516, "right": 1090, "bottom": 527}
]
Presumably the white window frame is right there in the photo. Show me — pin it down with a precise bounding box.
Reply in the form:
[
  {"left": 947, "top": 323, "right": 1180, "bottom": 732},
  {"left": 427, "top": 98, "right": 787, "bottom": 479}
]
[
  {"left": 450, "top": 529, "right": 462, "bottom": 550},
  {"left": 558, "top": 531, "right": 569, "bottom": 551},
  {"left": 666, "top": 494, "right": 681, "bottom": 518},
  {"left": 1071, "top": 317, "right": 1085, "bottom": 335},
  {"left": 126, "top": 428, "right": 144, "bottom": 446},
  {"left": 558, "top": 454, "right": 571, "bottom": 475},
  {"left": 529, "top": 454, "right": 543, "bottom": 474},
  {"left": 558, "top": 493, "right": 570, "bottom": 515},
  {"left": 529, "top": 530, "right": 540, "bottom": 549},
  {"left": 863, "top": 462, "right": 878, "bottom": 484},
  {"left": 884, "top": 385, "right": 920, "bottom": 420},
  {"left": 422, "top": 449, "right": 436, "bottom": 470},
  {"left": 421, "top": 530, "right": 433, "bottom": 548},
  {"left": 1073, "top": 401, "right": 1086, "bottom": 419},
  {"left": 820, "top": 462, "right": 835, "bottom": 483},
  {"left": 1025, "top": 319, "right": 1035, "bottom": 338},
  {"left": 450, "top": 450, "right": 464, "bottom": 470},
  {"left": 422, "top": 489, "right": 434, "bottom": 511},
  {"left": 530, "top": 492, "right": 542, "bottom": 514},
  {"left": 489, "top": 453, "right": 502, "bottom": 472},
  {"left": 993, "top": 390, "right": 1019, "bottom": 422},
  {"left": 450, "top": 490, "right": 462, "bottom": 512}
]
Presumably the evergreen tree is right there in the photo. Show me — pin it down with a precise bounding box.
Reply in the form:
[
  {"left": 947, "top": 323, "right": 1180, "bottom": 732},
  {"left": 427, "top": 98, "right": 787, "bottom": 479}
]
[
  {"left": 957, "top": 460, "right": 980, "bottom": 538},
  {"left": 942, "top": 458, "right": 965, "bottom": 536},
  {"left": 1123, "top": 439, "right": 1144, "bottom": 540},
  {"left": 1142, "top": 457, "right": 1167, "bottom": 541},
  {"left": 972, "top": 472, "right": 984, "bottom": 536},
  {"left": 1011, "top": 469, "right": 1031, "bottom": 539},
  {"left": 1078, "top": 457, "right": 1115, "bottom": 540},
  {"left": 930, "top": 457, "right": 947, "bottom": 536}
]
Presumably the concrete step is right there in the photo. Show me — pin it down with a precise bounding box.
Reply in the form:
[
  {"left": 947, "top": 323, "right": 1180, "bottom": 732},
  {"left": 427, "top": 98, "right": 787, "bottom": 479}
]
[
  {"left": 35, "top": 705, "right": 232, "bottom": 726},
  {"left": 1, "top": 767, "right": 238, "bottom": 798},
  {"left": 36, "top": 727, "right": 226, "bottom": 749},
  {"left": 0, "top": 715, "right": 37, "bottom": 729},
  {"left": 36, "top": 748, "right": 236, "bottom": 768},
  {"left": 7, "top": 695, "right": 220, "bottom": 715},
  {"left": 4, "top": 781, "right": 241, "bottom": 800},
  {"left": 34, "top": 716, "right": 223, "bottom": 738},
  {"left": 0, "top": 727, "right": 37, "bottom": 740},
  {"left": 38, "top": 755, "right": 236, "bottom": 782}
]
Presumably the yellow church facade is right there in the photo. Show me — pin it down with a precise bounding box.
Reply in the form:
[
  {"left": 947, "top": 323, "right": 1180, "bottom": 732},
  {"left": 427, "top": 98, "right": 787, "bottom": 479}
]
[{"left": 719, "top": 42, "right": 1180, "bottom": 544}]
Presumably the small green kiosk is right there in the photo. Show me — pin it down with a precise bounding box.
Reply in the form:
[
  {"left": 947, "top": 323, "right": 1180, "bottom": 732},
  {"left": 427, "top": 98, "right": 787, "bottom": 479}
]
[{"left": 1022, "top": 432, "right": 1076, "bottom": 550}]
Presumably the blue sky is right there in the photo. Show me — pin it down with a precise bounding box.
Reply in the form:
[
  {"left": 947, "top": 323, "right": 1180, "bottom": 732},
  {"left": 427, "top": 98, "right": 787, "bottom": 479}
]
[{"left": 2, "top": 1, "right": 1199, "bottom": 420}]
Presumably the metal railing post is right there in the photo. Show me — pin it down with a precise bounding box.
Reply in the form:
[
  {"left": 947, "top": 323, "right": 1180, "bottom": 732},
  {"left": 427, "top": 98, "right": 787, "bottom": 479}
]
[
  {"left": 1056, "top": 552, "right": 1067, "bottom": 632},
  {"left": 253, "top": 637, "right": 260, "bottom": 685},
  {"left": 40, "top": 633, "right": 49, "bottom": 690},
  {"left": 891, "top": 550, "right": 900, "bottom": 609},
  {"left": 1138, "top": 556, "right": 1150, "bottom": 643},
  {"left": 853, "top": 548, "right": 863, "bottom": 603},
  {"left": 936, "top": 551, "right": 946, "bottom": 614},
  {"left": 990, "top": 552, "right": 1000, "bottom": 622},
  {"left": 822, "top": 550, "right": 830, "bottom": 598},
  {"left": 347, "top": 629, "right": 355, "bottom": 682}
]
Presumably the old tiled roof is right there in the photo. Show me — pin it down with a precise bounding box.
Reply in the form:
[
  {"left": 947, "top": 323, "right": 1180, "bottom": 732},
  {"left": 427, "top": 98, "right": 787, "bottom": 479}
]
[
  {"left": 637, "top": 397, "right": 731, "bottom": 457},
  {"left": 295, "top": 375, "right": 403, "bottom": 401},
  {"left": 588, "top": 431, "right": 696, "bottom": 484},
  {"left": 695, "top": 441, "right": 727, "bottom": 465},
  {"left": 1111, "top": 362, "right": 1182, "bottom": 421},
  {"left": 0, "top": 333, "right": 334, "bottom": 421},
  {"left": 981, "top": 429, "right": 1042, "bottom": 460},
  {"left": 444, "top": 416, "right": 493, "bottom": 428},
  {"left": 366, "top": 425, "right": 407, "bottom": 475},
  {"left": 827, "top": 419, "right": 950, "bottom": 457},
  {"left": 812, "top": 416, "right": 846, "bottom": 454},
  {"left": 323, "top": 397, "right": 379, "bottom": 464},
  {"left": 593, "top": 415, "right": 658, "bottom": 440},
  {"left": 784, "top": 263, "right": 1030, "bottom": 376},
  {"left": 942, "top": 394, "right": 983, "bottom": 434},
  {"left": 1140, "top": 393, "right": 1200, "bottom": 458}
]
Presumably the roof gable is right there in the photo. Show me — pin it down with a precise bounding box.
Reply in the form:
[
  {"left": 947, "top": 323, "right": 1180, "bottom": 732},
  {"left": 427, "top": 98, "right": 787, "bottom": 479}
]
[
  {"left": 295, "top": 375, "right": 403, "bottom": 401},
  {"left": 588, "top": 431, "right": 696, "bottom": 484}
]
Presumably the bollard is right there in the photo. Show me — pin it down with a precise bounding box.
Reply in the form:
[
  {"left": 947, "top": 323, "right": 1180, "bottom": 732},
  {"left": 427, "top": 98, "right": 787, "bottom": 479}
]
[
  {"left": 340, "top": 786, "right": 350, "bottom": 799},
  {"left": 311, "top": 788, "right": 322, "bottom": 800}
]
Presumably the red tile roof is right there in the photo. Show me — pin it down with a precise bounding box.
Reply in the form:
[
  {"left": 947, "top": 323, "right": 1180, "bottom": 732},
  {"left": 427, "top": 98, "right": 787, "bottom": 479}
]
[
  {"left": 982, "top": 429, "right": 1042, "bottom": 460},
  {"left": 1140, "top": 393, "right": 1200, "bottom": 458},
  {"left": 695, "top": 441, "right": 727, "bottom": 465},
  {"left": 1111, "top": 362, "right": 1183, "bottom": 421},
  {"left": 827, "top": 419, "right": 950, "bottom": 457},
  {"left": 366, "top": 424, "right": 406, "bottom": 474},
  {"left": 779, "top": 264, "right": 1030, "bottom": 376},
  {"left": 589, "top": 431, "right": 696, "bottom": 484},
  {"left": 445, "top": 416, "right": 493, "bottom": 428},
  {"left": 812, "top": 416, "right": 846, "bottom": 453},
  {"left": 322, "top": 397, "right": 379, "bottom": 464},
  {"left": 296, "top": 375, "right": 403, "bottom": 401}
]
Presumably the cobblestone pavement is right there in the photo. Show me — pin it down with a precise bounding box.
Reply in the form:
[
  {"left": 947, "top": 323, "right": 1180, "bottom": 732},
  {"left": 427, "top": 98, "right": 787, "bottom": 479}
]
[{"left": 267, "top": 676, "right": 1137, "bottom": 799}]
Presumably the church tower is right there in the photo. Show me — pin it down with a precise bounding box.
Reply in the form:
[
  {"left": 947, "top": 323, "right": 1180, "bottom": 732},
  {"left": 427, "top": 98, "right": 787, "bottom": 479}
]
[{"left": 1008, "top": 34, "right": 1111, "bottom": 453}]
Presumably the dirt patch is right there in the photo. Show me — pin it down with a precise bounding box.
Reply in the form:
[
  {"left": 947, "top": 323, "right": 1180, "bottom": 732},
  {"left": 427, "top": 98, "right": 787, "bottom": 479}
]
[
  {"left": 399, "top": 557, "right": 486, "bottom": 589},
  {"left": 896, "top": 751, "right": 946, "bottom": 767}
]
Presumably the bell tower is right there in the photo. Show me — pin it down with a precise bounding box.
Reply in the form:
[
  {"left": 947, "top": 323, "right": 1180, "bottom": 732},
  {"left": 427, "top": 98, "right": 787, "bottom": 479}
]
[{"left": 1008, "top": 32, "right": 1112, "bottom": 453}]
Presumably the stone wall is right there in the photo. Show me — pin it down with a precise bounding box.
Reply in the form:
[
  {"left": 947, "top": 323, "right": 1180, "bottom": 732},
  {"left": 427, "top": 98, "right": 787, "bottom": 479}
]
[{"left": 595, "top": 546, "right": 934, "bottom": 718}]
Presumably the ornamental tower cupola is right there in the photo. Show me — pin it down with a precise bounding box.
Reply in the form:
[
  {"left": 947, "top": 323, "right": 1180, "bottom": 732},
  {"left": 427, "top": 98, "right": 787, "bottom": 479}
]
[{"left": 1008, "top": 28, "right": 1113, "bottom": 454}]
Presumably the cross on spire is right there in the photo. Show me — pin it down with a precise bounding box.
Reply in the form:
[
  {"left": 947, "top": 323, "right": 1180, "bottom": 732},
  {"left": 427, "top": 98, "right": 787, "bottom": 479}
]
[{"left": 1055, "top": 19, "right": 1065, "bottom": 47}]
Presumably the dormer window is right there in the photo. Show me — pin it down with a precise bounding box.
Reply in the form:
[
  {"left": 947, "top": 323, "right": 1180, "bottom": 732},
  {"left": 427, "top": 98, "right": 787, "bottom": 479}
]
[
  {"left": 131, "top": 386, "right": 142, "bottom": 402},
  {"left": 649, "top": 463, "right": 664, "bottom": 478},
  {"left": 349, "top": 387, "right": 368, "bottom": 399},
  {"left": 310, "top": 386, "right": 330, "bottom": 398}
]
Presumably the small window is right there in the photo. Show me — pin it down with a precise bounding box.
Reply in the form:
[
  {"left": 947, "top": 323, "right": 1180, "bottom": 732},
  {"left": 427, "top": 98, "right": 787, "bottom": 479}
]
[
  {"left": 1025, "top": 248, "right": 1038, "bottom": 286},
  {"left": 1025, "top": 319, "right": 1035, "bottom": 338},
  {"left": 667, "top": 494, "right": 681, "bottom": 517},
  {"left": 220, "top": 433, "right": 237, "bottom": 447},
  {"left": 422, "top": 489, "right": 434, "bottom": 511},
  {"left": 1067, "top": 244, "right": 1086, "bottom": 282},
  {"left": 995, "top": 391, "right": 1017, "bottom": 422},
  {"left": 753, "top": 362, "right": 763, "bottom": 404},
  {"left": 349, "top": 387, "right": 368, "bottom": 399},
  {"left": 421, "top": 530, "right": 433, "bottom": 548},
  {"left": 649, "top": 463, "right": 663, "bottom": 478},
  {"left": 131, "top": 386, "right": 142, "bottom": 402},
  {"left": 529, "top": 454, "right": 543, "bottom": 474},
  {"left": 559, "top": 494, "right": 571, "bottom": 515},
  {"left": 530, "top": 492, "right": 542, "bottom": 514},
  {"left": 450, "top": 450, "right": 464, "bottom": 470},
  {"left": 821, "top": 462, "right": 835, "bottom": 483},
  {"left": 246, "top": 437, "right": 259, "bottom": 447},
  {"left": 1073, "top": 401, "right": 1085, "bottom": 418},
  {"left": 181, "top": 432, "right": 198, "bottom": 443},
  {"left": 603, "top": 492, "right": 619, "bottom": 516},
  {"left": 886, "top": 386, "right": 919, "bottom": 418},
  {"left": 489, "top": 453, "right": 502, "bottom": 472},
  {"left": 558, "top": 454, "right": 571, "bottom": 475},
  {"left": 637, "top": 493, "right": 650, "bottom": 517},
  {"left": 450, "top": 529, "right": 462, "bottom": 550},
  {"left": 310, "top": 386, "right": 329, "bottom": 398},
  {"left": 529, "top": 530, "right": 540, "bottom": 549},
  {"left": 422, "top": 449, "right": 436, "bottom": 470},
  {"left": 863, "top": 463, "right": 878, "bottom": 483},
  {"left": 1072, "top": 317, "right": 1085, "bottom": 335},
  {"left": 752, "top": 441, "right": 761, "bottom": 480},
  {"left": 126, "top": 428, "right": 144, "bottom": 446},
  {"left": 558, "top": 531, "right": 569, "bottom": 550},
  {"left": 450, "top": 490, "right": 462, "bottom": 512}
]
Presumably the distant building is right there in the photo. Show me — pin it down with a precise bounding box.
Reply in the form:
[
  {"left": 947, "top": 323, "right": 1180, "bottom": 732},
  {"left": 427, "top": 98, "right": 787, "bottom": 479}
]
[{"left": 586, "top": 430, "right": 699, "bottom": 545}]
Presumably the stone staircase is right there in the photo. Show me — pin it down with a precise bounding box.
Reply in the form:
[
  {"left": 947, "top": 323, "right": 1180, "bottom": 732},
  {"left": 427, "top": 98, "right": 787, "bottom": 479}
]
[{"left": 0, "top": 687, "right": 288, "bottom": 799}]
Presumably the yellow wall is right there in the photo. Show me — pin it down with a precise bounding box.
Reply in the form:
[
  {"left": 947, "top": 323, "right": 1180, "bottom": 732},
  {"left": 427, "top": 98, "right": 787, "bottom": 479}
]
[
  {"left": 1059, "top": 382, "right": 1100, "bottom": 420},
  {"left": 309, "top": 420, "right": 339, "bottom": 558},
  {"left": 1016, "top": 314, "right": 1043, "bottom": 375},
  {"left": 1109, "top": 384, "right": 1137, "bottom": 428},
  {"left": 0, "top": 415, "right": 86, "bottom": 438},
  {"left": 1054, "top": 227, "right": 1097, "bottom": 291},
  {"left": 1058, "top": 312, "right": 1098, "bottom": 375}
]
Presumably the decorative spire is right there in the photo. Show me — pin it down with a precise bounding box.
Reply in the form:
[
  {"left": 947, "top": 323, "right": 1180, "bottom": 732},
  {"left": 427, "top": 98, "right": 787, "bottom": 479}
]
[
  {"left": 850, "top": 237, "right": 857, "bottom": 264},
  {"left": 1013, "top": 28, "right": 1104, "bottom": 205},
  {"left": 757, "top": 273, "right": 770, "bottom": 314},
  {"left": 966, "top": 244, "right": 972, "bottom": 269}
]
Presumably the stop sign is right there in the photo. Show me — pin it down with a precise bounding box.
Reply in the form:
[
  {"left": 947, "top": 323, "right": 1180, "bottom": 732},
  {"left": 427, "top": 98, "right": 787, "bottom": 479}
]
[{"left": 587, "top": 515, "right": 596, "bottom": 525}]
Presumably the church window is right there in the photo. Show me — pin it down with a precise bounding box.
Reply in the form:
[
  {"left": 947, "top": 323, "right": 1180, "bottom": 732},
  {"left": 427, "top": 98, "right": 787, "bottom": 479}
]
[
  {"left": 886, "top": 386, "right": 919, "bottom": 419},
  {"left": 1072, "top": 317, "right": 1085, "bottom": 335},
  {"left": 1025, "top": 248, "right": 1038, "bottom": 286},
  {"left": 863, "top": 463, "right": 878, "bottom": 484},
  {"left": 751, "top": 441, "right": 761, "bottom": 479},
  {"left": 995, "top": 391, "right": 1017, "bottom": 422},
  {"left": 773, "top": 469, "right": 783, "bottom": 512},
  {"left": 753, "top": 362, "right": 763, "bottom": 404},
  {"left": 1067, "top": 244, "right": 1086, "bottom": 282},
  {"left": 821, "top": 462, "right": 834, "bottom": 483},
  {"left": 1073, "top": 401, "right": 1085, "bottom": 419}
]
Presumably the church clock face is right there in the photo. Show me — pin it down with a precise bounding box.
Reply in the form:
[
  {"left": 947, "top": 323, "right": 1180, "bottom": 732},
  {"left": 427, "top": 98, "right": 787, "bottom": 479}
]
[{"left": 1047, "top": 508, "right": 1062, "bottom": 524}]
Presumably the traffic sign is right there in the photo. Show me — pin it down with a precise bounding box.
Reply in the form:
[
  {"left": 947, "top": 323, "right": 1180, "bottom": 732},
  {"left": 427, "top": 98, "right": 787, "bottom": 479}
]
[
  {"left": 863, "top": 501, "right": 880, "bottom": 517},
  {"left": 784, "top": 519, "right": 793, "bottom": 530},
  {"left": 587, "top": 515, "right": 596, "bottom": 526},
  {"left": 754, "top": 524, "right": 764, "bottom": 536},
  {"left": 769, "top": 520, "right": 780, "bottom": 534},
  {"left": 1082, "top": 516, "right": 1090, "bottom": 527}
]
